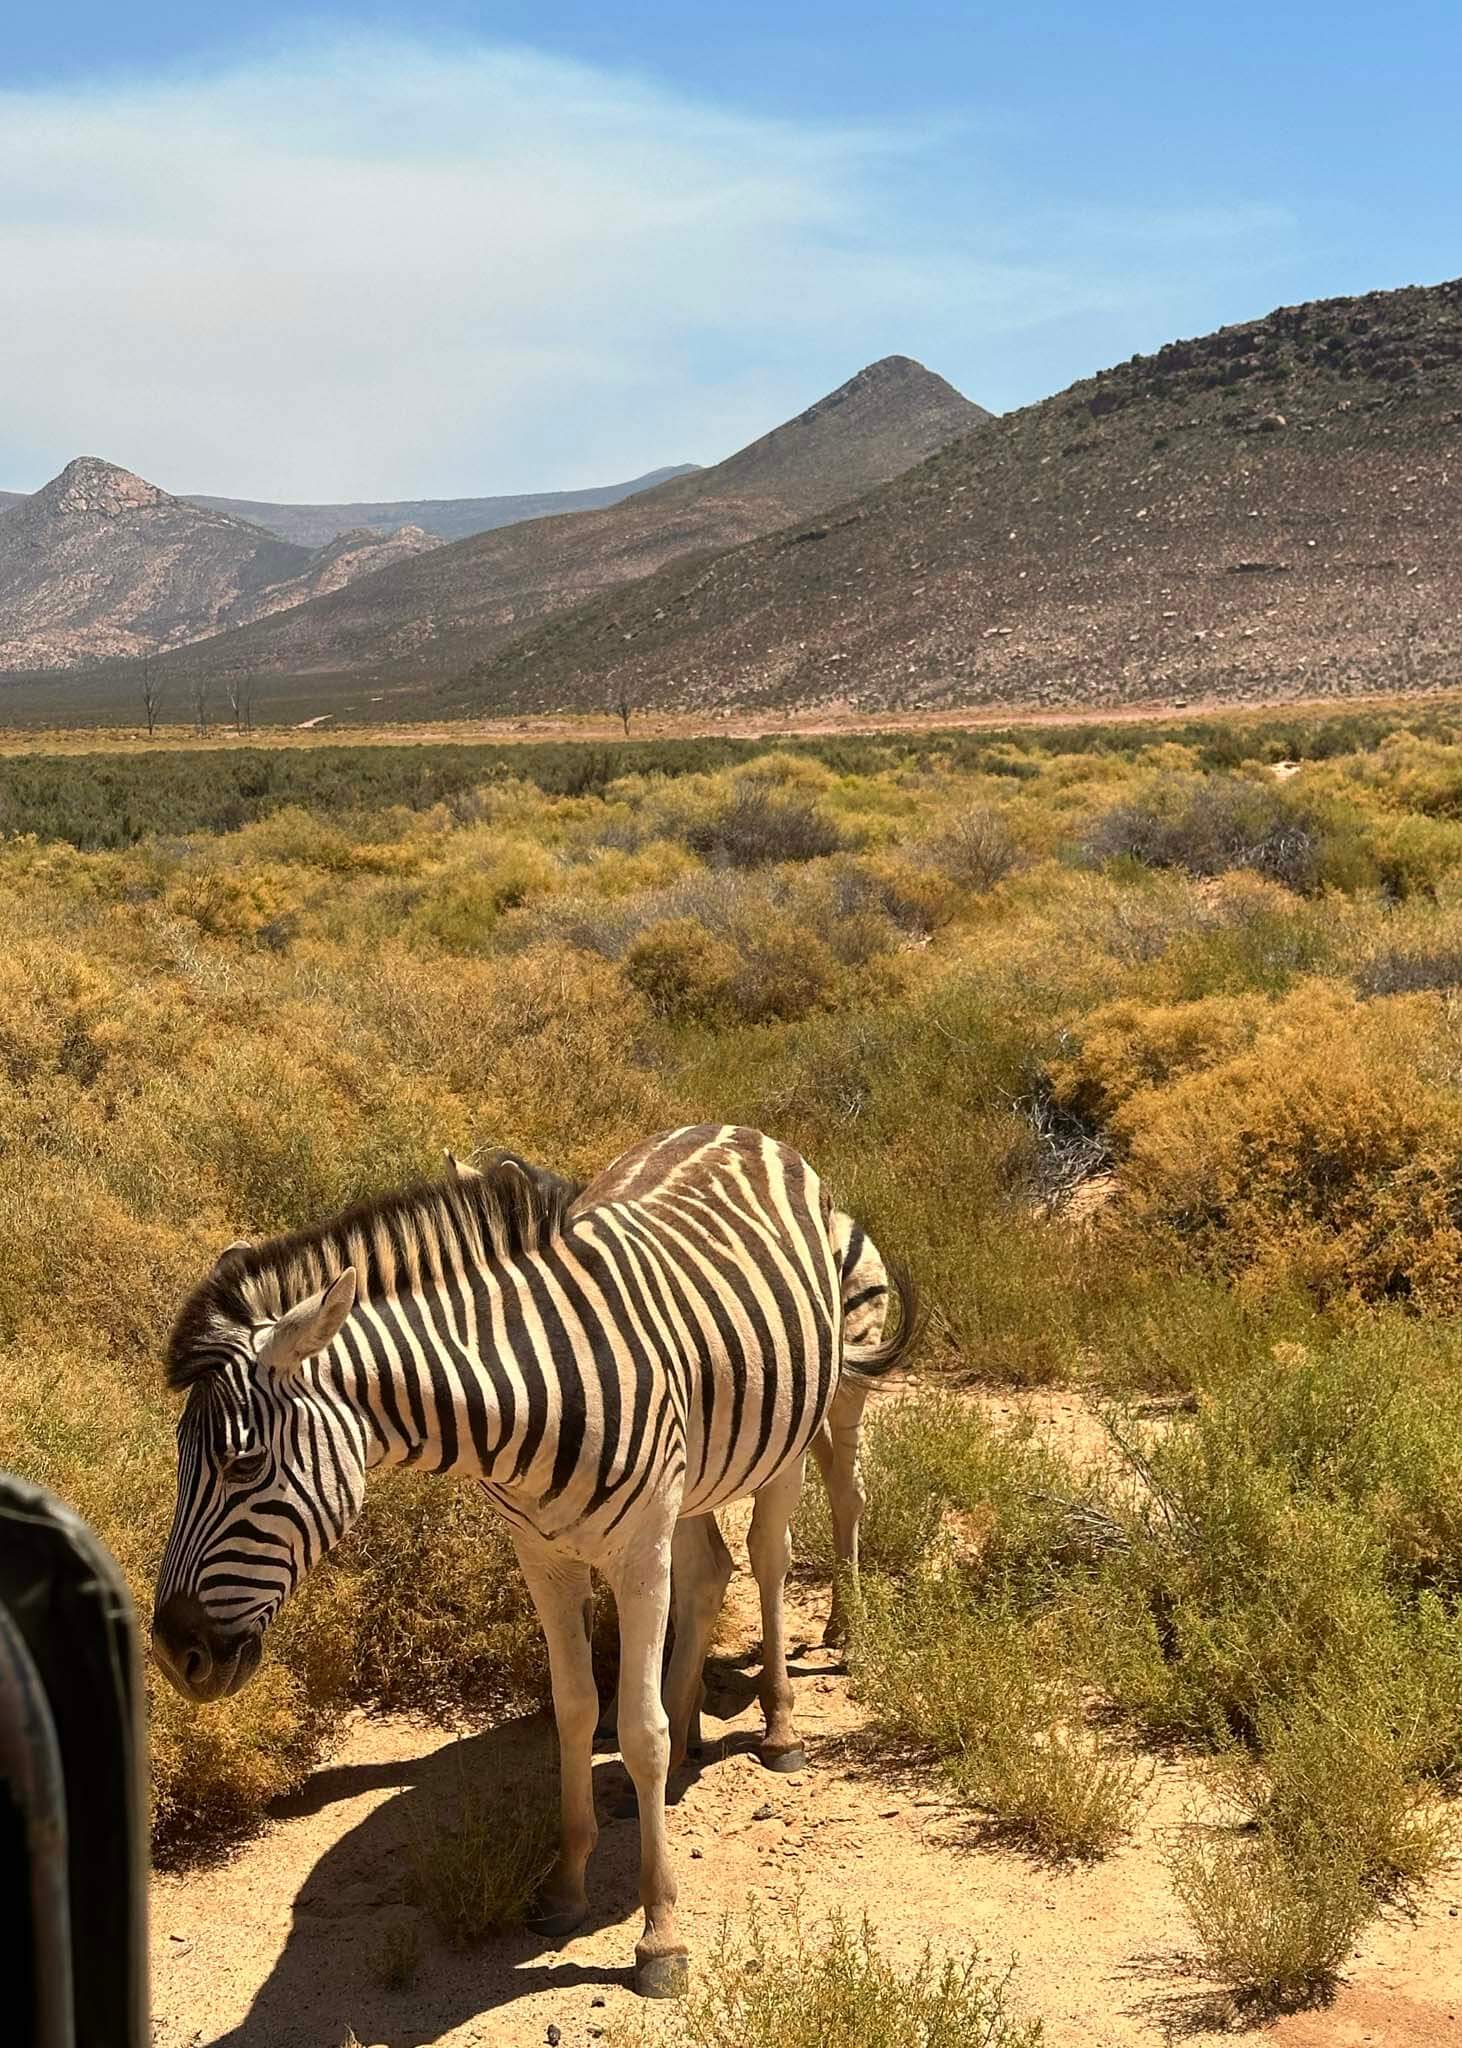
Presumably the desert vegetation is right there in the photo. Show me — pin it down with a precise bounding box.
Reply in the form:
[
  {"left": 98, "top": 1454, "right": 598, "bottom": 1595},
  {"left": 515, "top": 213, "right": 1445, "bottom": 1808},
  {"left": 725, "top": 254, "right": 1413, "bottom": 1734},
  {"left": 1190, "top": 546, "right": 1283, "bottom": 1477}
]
[
  {"left": 7, "top": 704, "right": 1462, "bottom": 2013},
  {"left": 655, "top": 1904, "right": 1042, "bottom": 2048}
]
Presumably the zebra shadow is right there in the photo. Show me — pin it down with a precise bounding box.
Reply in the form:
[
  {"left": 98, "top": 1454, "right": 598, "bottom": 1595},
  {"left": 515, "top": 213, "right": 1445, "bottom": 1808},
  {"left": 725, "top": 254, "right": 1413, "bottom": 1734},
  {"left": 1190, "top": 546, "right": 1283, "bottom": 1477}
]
[
  {"left": 195, "top": 1712, "right": 654, "bottom": 2048},
  {"left": 192, "top": 1636, "right": 807, "bottom": 2048}
]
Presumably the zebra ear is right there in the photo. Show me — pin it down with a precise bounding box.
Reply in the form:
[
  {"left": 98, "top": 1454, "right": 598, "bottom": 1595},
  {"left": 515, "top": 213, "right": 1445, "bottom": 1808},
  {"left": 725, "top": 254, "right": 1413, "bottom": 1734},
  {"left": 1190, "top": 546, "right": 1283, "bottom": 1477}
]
[
  {"left": 217, "top": 1240, "right": 251, "bottom": 1264},
  {"left": 444, "top": 1150, "right": 481, "bottom": 1183},
  {"left": 258, "top": 1268, "right": 358, "bottom": 1376}
]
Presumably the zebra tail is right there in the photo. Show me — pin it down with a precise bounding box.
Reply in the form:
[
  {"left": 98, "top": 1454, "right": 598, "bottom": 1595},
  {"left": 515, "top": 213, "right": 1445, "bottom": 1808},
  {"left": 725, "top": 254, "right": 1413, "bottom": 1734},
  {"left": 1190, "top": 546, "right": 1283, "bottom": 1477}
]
[{"left": 841, "top": 1257, "right": 923, "bottom": 1380}]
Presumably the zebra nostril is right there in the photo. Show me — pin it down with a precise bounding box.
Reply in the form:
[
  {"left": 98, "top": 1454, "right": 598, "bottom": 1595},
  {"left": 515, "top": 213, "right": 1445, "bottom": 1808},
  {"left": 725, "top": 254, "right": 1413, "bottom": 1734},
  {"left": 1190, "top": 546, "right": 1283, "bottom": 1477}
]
[{"left": 153, "top": 1591, "right": 218, "bottom": 1692}]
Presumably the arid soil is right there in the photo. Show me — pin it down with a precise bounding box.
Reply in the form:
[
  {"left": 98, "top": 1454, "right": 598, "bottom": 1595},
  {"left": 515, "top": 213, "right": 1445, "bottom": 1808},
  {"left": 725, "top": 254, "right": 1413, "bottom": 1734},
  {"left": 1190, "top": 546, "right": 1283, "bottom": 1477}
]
[
  {"left": 6, "top": 684, "right": 1461, "bottom": 761},
  {"left": 148, "top": 1394, "right": 1462, "bottom": 2048},
  {"left": 453, "top": 279, "right": 1462, "bottom": 722}
]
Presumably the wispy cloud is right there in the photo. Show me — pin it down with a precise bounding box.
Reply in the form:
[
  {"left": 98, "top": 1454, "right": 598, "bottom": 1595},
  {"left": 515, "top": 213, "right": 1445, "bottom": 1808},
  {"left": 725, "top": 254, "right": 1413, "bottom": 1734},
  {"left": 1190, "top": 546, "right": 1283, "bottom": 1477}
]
[{"left": 0, "top": 34, "right": 1298, "bottom": 496}]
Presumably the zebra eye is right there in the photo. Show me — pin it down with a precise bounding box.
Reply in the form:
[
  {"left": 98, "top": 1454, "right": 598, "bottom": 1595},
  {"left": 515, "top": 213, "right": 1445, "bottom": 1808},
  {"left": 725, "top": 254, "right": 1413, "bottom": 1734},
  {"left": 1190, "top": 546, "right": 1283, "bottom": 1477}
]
[{"left": 228, "top": 1448, "right": 269, "bottom": 1487}]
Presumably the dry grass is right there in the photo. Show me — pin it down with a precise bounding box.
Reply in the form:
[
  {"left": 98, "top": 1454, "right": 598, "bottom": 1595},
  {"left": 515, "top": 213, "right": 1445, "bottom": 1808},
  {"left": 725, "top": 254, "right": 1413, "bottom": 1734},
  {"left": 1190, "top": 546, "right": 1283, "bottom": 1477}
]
[
  {"left": 374, "top": 1918, "right": 423, "bottom": 1991},
  {"left": 631, "top": 1902, "right": 1044, "bottom": 2048},
  {"left": 850, "top": 1576, "right": 1147, "bottom": 1861},
  {"left": 407, "top": 1745, "right": 558, "bottom": 1946},
  {"left": 1165, "top": 1829, "right": 1372, "bottom": 2010}
]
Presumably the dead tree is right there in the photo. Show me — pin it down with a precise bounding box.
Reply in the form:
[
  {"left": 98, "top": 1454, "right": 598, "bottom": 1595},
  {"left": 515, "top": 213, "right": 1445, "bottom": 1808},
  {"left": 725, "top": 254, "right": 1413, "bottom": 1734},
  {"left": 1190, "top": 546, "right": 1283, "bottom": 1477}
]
[
  {"left": 617, "top": 685, "right": 633, "bottom": 739},
  {"left": 226, "top": 666, "right": 257, "bottom": 735},
  {"left": 192, "top": 677, "right": 210, "bottom": 737},
  {"left": 139, "top": 657, "right": 162, "bottom": 737}
]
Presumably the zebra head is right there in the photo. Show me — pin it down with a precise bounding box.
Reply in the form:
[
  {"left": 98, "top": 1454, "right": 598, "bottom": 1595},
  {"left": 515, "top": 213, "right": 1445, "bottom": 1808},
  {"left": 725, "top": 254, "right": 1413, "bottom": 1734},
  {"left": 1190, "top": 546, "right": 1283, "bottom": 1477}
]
[{"left": 152, "top": 1264, "right": 362, "bottom": 1703}]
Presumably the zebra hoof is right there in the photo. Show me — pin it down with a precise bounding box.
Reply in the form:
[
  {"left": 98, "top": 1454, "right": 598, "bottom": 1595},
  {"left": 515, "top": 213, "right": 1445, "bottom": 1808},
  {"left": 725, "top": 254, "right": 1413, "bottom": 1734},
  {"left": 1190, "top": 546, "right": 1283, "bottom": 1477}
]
[
  {"left": 527, "top": 1902, "right": 589, "bottom": 1941},
  {"left": 760, "top": 1745, "right": 807, "bottom": 1774},
  {"left": 635, "top": 1949, "right": 689, "bottom": 2000}
]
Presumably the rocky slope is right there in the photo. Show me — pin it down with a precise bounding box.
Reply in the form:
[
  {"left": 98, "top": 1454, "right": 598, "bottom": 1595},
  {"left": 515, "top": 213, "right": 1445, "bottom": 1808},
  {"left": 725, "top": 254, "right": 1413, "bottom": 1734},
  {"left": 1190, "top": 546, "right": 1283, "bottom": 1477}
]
[
  {"left": 132, "top": 357, "right": 985, "bottom": 695},
  {"left": 181, "top": 467, "right": 697, "bottom": 546},
  {"left": 452, "top": 278, "right": 1462, "bottom": 718},
  {"left": 0, "top": 460, "right": 441, "bottom": 671}
]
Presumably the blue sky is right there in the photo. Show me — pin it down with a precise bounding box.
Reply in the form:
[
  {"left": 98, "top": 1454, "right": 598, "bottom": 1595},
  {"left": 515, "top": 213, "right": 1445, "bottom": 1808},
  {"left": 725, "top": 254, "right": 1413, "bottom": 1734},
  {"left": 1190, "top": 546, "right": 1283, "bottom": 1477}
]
[{"left": 3, "top": 3, "right": 1458, "bottom": 498}]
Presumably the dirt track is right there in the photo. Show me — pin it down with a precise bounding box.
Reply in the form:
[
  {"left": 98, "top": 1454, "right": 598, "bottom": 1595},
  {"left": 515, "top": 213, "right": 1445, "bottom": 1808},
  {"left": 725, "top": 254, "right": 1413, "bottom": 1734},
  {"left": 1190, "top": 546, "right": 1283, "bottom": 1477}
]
[
  {"left": 148, "top": 1396, "right": 1462, "bottom": 2048},
  {"left": 6, "top": 685, "right": 1462, "bottom": 759}
]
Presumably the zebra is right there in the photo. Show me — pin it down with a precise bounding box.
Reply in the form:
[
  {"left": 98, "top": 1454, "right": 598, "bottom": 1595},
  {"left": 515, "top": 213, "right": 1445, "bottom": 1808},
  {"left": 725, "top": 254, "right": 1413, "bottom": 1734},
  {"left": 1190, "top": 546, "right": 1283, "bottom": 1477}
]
[
  {"left": 152, "top": 1124, "right": 917, "bottom": 1998},
  {"left": 444, "top": 1149, "right": 892, "bottom": 1659}
]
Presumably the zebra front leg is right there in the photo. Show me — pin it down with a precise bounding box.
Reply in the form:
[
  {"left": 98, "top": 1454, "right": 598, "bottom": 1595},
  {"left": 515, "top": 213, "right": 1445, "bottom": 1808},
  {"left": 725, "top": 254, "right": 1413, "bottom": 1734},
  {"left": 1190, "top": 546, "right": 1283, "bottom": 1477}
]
[
  {"left": 607, "top": 1526, "right": 687, "bottom": 1999},
  {"left": 809, "top": 1376, "right": 871, "bottom": 1647},
  {"left": 514, "top": 1542, "right": 599, "bottom": 1940},
  {"left": 665, "top": 1514, "right": 734, "bottom": 1768},
  {"left": 748, "top": 1456, "right": 807, "bottom": 1772}
]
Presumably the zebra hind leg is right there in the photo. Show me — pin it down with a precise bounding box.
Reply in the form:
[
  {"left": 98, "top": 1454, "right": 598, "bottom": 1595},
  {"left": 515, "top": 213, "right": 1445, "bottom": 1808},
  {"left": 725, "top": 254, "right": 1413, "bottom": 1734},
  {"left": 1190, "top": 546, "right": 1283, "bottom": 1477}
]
[
  {"left": 809, "top": 1375, "right": 872, "bottom": 1648},
  {"left": 664, "top": 1514, "right": 733, "bottom": 1770},
  {"left": 513, "top": 1543, "right": 599, "bottom": 1940},
  {"left": 747, "top": 1456, "right": 808, "bottom": 1773}
]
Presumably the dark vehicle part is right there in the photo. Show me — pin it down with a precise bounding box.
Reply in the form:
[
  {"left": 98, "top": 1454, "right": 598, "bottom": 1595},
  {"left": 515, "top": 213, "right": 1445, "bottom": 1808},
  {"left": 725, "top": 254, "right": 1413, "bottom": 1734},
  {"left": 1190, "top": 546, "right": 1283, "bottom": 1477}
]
[{"left": 0, "top": 1473, "right": 149, "bottom": 2048}]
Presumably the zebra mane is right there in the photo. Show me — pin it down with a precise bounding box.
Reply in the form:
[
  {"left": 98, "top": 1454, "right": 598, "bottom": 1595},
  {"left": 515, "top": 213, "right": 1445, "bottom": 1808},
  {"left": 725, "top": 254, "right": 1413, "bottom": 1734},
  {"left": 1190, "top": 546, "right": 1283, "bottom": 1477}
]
[{"left": 166, "top": 1154, "right": 583, "bottom": 1391}]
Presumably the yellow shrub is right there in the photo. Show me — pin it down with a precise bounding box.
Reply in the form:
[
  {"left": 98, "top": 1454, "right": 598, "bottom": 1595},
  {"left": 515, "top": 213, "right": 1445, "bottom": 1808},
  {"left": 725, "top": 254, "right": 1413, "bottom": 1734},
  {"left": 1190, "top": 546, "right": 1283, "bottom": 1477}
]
[
  {"left": 165, "top": 866, "right": 299, "bottom": 939},
  {"left": 625, "top": 918, "right": 739, "bottom": 1022},
  {"left": 1051, "top": 992, "right": 1270, "bottom": 1123},
  {"left": 577, "top": 838, "right": 697, "bottom": 897},
  {"left": 408, "top": 840, "right": 561, "bottom": 951},
  {"left": 1113, "top": 984, "right": 1462, "bottom": 1307}
]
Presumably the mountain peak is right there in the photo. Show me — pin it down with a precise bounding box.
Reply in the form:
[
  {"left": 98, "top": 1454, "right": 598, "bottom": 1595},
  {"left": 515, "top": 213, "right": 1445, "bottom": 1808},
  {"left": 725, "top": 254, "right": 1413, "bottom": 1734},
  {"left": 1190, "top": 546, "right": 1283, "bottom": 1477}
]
[
  {"left": 797, "top": 355, "right": 982, "bottom": 424},
  {"left": 33, "top": 457, "right": 170, "bottom": 519}
]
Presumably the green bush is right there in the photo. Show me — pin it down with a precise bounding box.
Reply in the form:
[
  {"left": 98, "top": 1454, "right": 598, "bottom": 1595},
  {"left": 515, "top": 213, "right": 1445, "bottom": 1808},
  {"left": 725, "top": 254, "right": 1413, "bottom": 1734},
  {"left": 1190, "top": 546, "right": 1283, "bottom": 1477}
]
[
  {"left": 408, "top": 1743, "right": 558, "bottom": 1944},
  {"left": 850, "top": 1573, "right": 1147, "bottom": 1859}
]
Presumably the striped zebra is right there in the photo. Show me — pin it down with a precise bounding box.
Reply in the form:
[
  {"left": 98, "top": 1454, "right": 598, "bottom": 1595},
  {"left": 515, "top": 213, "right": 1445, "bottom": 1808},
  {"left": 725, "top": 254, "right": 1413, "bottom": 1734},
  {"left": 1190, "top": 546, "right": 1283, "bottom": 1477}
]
[
  {"left": 446, "top": 1149, "right": 892, "bottom": 1658},
  {"left": 152, "top": 1125, "right": 916, "bottom": 1998}
]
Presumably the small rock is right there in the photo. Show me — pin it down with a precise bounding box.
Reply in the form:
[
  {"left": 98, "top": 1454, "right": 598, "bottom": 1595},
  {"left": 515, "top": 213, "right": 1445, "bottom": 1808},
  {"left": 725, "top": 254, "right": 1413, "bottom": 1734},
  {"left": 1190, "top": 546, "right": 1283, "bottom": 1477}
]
[
  {"left": 592, "top": 1994, "right": 607, "bottom": 2006},
  {"left": 752, "top": 1803, "right": 775, "bottom": 1821},
  {"left": 547, "top": 2027, "right": 561, "bottom": 2046},
  {"left": 1257, "top": 413, "right": 1287, "bottom": 432},
  {"left": 690, "top": 1846, "right": 703, "bottom": 1859}
]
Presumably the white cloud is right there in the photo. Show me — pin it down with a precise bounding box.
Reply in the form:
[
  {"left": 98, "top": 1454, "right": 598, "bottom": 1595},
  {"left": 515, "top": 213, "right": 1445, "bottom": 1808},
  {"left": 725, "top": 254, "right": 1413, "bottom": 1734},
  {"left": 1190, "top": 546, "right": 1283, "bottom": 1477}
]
[{"left": 0, "top": 35, "right": 1297, "bottom": 497}]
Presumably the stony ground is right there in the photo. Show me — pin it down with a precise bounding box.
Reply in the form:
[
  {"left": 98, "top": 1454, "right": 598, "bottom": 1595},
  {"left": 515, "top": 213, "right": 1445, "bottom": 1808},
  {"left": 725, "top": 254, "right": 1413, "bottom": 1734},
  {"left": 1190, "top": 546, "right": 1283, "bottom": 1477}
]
[{"left": 149, "top": 1397, "right": 1462, "bottom": 2048}]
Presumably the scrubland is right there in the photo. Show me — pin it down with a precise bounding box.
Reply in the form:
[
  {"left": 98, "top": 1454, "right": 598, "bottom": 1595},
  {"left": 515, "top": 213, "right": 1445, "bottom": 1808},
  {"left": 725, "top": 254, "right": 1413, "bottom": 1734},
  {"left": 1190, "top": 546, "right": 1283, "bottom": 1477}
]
[{"left": 7, "top": 706, "right": 1462, "bottom": 2015}]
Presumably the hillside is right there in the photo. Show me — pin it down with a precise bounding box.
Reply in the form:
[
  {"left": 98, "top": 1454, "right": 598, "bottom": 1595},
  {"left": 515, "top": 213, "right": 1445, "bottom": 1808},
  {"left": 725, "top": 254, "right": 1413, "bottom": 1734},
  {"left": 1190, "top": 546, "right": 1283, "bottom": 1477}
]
[
  {"left": 131, "top": 356, "right": 985, "bottom": 697},
  {"left": 453, "top": 278, "right": 1462, "bottom": 719},
  {"left": 0, "top": 460, "right": 440, "bottom": 671},
  {"left": 181, "top": 466, "right": 697, "bottom": 546}
]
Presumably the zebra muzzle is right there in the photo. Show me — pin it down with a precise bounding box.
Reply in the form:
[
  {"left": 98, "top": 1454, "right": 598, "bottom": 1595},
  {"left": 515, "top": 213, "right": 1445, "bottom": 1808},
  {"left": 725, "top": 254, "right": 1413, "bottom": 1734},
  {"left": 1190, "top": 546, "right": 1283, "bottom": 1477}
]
[{"left": 151, "top": 1593, "right": 263, "bottom": 1703}]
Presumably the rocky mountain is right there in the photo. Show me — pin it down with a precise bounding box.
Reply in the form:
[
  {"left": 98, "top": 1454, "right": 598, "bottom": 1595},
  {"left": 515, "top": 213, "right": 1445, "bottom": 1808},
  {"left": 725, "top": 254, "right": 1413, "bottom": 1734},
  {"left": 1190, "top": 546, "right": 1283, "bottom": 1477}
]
[
  {"left": 133, "top": 357, "right": 985, "bottom": 696},
  {"left": 181, "top": 467, "right": 698, "bottom": 547},
  {"left": 0, "top": 460, "right": 441, "bottom": 671},
  {"left": 452, "top": 278, "right": 1462, "bottom": 720}
]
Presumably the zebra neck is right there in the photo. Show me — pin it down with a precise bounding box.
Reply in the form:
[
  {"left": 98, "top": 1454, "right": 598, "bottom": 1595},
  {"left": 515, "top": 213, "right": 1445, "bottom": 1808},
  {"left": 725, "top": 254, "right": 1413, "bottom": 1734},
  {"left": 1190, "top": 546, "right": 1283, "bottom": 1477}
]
[{"left": 336, "top": 1264, "right": 532, "bottom": 1483}]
